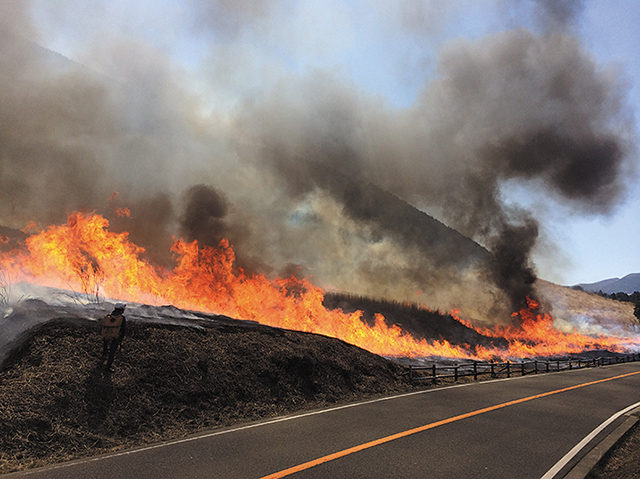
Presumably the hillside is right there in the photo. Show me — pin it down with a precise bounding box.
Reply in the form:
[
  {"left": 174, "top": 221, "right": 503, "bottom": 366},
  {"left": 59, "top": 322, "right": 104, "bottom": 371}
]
[
  {"left": 0, "top": 319, "right": 418, "bottom": 474},
  {"left": 535, "top": 280, "right": 638, "bottom": 335},
  {"left": 323, "top": 292, "right": 507, "bottom": 348}
]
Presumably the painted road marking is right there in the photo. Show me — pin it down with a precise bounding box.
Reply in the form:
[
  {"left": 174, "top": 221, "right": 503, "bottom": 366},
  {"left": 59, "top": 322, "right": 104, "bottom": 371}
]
[
  {"left": 260, "top": 370, "right": 640, "bottom": 479},
  {"left": 540, "top": 400, "right": 640, "bottom": 479},
  {"left": 16, "top": 381, "right": 476, "bottom": 475}
]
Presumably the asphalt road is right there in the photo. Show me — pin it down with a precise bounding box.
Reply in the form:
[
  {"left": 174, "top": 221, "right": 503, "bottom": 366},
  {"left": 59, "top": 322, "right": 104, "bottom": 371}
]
[{"left": 7, "top": 362, "right": 640, "bottom": 479}]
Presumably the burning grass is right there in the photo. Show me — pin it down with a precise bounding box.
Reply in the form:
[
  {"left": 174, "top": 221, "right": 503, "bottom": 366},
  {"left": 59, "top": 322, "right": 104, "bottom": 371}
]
[
  {"left": 323, "top": 292, "right": 508, "bottom": 349},
  {"left": 2, "top": 211, "right": 639, "bottom": 362},
  {"left": 0, "top": 319, "right": 419, "bottom": 474}
]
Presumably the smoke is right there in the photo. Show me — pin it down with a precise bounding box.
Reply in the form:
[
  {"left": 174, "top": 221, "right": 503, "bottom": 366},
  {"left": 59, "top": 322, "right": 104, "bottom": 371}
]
[
  {"left": 0, "top": 1, "right": 635, "bottom": 323},
  {"left": 187, "top": 0, "right": 275, "bottom": 39},
  {"left": 232, "top": 27, "right": 633, "bottom": 316},
  {"left": 179, "top": 184, "right": 229, "bottom": 247},
  {"left": 531, "top": 0, "right": 585, "bottom": 33}
]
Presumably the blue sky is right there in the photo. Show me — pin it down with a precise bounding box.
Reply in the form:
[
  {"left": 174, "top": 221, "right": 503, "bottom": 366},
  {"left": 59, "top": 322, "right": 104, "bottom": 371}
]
[{"left": 22, "top": 0, "right": 640, "bottom": 287}]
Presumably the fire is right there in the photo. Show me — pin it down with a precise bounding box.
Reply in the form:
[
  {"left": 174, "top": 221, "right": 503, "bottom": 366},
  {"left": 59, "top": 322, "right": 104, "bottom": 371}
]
[
  {"left": 0, "top": 212, "right": 636, "bottom": 360},
  {"left": 452, "top": 298, "right": 632, "bottom": 359},
  {"left": 114, "top": 207, "right": 131, "bottom": 218}
]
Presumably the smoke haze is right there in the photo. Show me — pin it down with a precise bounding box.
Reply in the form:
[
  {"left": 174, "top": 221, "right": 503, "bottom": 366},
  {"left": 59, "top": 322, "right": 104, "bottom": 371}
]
[{"left": 0, "top": 0, "right": 635, "bottom": 322}]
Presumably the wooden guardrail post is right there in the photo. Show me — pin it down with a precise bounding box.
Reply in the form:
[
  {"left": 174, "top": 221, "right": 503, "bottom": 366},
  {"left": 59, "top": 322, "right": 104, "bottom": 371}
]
[
  {"left": 491, "top": 362, "right": 495, "bottom": 378},
  {"left": 473, "top": 361, "right": 478, "bottom": 381},
  {"left": 454, "top": 364, "right": 458, "bottom": 382},
  {"left": 432, "top": 364, "right": 437, "bottom": 385},
  {"left": 409, "top": 365, "right": 413, "bottom": 385},
  {"left": 507, "top": 361, "right": 511, "bottom": 378}
]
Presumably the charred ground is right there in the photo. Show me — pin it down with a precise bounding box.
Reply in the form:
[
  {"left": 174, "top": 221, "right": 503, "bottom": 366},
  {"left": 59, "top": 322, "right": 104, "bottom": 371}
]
[{"left": 0, "top": 318, "right": 419, "bottom": 474}]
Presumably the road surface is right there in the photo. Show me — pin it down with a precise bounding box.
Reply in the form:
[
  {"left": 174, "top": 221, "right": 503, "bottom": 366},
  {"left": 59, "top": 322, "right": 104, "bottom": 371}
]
[{"left": 6, "top": 362, "right": 640, "bottom": 478}]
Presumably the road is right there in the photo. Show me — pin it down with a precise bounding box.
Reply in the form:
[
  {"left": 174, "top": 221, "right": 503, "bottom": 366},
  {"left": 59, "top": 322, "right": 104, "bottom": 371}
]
[{"left": 6, "top": 362, "right": 640, "bottom": 479}]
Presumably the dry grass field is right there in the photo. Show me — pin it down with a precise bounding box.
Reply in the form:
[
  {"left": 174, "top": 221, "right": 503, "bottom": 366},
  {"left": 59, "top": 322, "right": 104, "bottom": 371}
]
[{"left": 0, "top": 319, "right": 419, "bottom": 474}]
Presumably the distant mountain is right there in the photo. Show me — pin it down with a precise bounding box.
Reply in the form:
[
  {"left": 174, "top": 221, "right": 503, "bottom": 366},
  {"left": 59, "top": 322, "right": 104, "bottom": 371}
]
[{"left": 575, "top": 273, "right": 640, "bottom": 294}]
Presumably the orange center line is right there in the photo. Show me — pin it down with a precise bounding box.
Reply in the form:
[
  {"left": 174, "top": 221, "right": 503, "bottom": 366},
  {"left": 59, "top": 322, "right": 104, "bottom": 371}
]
[{"left": 260, "top": 369, "right": 640, "bottom": 479}]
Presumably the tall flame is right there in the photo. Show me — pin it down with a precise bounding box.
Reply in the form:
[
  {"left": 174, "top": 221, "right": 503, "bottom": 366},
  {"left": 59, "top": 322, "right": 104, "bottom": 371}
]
[{"left": 1, "top": 212, "right": 637, "bottom": 360}]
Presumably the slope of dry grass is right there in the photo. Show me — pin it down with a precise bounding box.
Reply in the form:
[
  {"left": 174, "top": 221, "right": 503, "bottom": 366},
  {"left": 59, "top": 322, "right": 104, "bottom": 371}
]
[
  {"left": 0, "top": 318, "right": 418, "bottom": 474},
  {"left": 535, "top": 280, "right": 637, "bottom": 334}
]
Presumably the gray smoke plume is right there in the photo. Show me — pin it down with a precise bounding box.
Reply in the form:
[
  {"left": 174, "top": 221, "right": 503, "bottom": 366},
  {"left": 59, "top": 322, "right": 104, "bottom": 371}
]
[
  {"left": 531, "top": 0, "right": 585, "bottom": 32},
  {"left": 0, "top": 1, "right": 635, "bottom": 323},
  {"left": 233, "top": 28, "right": 634, "bottom": 316}
]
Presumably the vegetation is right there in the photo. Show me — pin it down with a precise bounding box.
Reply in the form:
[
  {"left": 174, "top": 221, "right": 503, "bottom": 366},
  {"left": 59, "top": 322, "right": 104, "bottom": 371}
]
[
  {"left": 587, "top": 422, "right": 640, "bottom": 479},
  {"left": 0, "top": 319, "right": 419, "bottom": 474},
  {"left": 579, "top": 289, "right": 640, "bottom": 326},
  {"left": 323, "top": 292, "right": 508, "bottom": 349},
  {"left": 1, "top": 294, "right": 638, "bottom": 476},
  {"left": 593, "top": 290, "right": 640, "bottom": 304}
]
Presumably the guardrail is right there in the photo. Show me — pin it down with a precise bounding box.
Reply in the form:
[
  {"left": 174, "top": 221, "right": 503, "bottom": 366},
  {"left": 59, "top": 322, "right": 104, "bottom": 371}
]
[{"left": 407, "top": 354, "right": 640, "bottom": 385}]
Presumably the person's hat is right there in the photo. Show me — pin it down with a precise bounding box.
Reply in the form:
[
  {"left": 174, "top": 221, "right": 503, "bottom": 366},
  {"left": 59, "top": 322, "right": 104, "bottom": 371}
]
[{"left": 114, "top": 303, "right": 126, "bottom": 311}]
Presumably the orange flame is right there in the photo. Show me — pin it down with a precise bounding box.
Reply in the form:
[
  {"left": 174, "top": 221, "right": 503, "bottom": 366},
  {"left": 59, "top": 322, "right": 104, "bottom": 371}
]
[
  {"left": 1, "top": 212, "right": 636, "bottom": 360},
  {"left": 114, "top": 207, "right": 131, "bottom": 218},
  {"left": 452, "top": 298, "right": 632, "bottom": 359}
]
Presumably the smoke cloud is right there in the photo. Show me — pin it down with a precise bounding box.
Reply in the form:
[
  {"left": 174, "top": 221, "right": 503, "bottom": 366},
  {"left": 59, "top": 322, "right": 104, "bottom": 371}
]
[
  {"left": 0, "top": 1, "right": 635, "bottom": 323},
  {"left": 232, "top": 27, "right": 633, "bottom": 315},
  {"left": 179, "top": 184, "right": 229, "bottom": 247}
]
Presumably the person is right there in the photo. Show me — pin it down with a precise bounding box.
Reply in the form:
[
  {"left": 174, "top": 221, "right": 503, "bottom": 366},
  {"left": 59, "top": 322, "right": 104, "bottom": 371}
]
[{"left": 101, "top": 303, "right": 127, "bottom": 372}]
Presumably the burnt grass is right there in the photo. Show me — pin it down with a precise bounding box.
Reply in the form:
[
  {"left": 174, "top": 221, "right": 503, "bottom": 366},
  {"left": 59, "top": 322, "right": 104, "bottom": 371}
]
[
  {"left": 324, "top": 292, "right": 508, "bottom": 349},
  {"left": 0, "top": 319, "right": 421, "bottom": 474}
]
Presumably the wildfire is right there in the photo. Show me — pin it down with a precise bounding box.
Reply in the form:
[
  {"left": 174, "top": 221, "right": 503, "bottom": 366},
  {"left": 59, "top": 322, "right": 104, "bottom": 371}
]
[
  {"left": 0, "top": 212, "right": 636, "bottom": 360},
  {"left": 452, "top": 298, "right": 631, "bottom": 360},
  {"left": 114, "top": 207, "right": 131, "bottom": 218}
]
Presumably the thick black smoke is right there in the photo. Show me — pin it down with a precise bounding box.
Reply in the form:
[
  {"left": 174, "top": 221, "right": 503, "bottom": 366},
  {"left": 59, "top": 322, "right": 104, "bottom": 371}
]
[
  {"left": 486, "top": 219, "right": 539, "bottom": 312},
  {"left": 179, "top": 184, "right": 229, "bottom": 247}
]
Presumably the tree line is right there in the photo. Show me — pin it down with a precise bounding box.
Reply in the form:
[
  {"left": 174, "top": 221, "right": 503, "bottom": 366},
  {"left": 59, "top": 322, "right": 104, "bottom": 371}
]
[{"left": 595, "top": 290, "right": 640, "bottom": 304}]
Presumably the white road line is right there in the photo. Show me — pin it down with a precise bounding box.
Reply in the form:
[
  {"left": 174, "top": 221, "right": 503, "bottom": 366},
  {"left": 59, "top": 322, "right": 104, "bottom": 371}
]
[
  {"left": 540, "top": 400, "right": 640, "bottom": 479},
  {"left": 14, "top": 366, "right": 630, "bottom": 476},
  {"left": 16, "top": 381, "right": 478, "bottom": 475}
]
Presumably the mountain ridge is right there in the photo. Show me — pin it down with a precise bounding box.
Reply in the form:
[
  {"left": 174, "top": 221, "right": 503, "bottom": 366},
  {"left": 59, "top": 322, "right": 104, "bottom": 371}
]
[{"left": 574, "top": 273, "right": 640, "bottom": 294}]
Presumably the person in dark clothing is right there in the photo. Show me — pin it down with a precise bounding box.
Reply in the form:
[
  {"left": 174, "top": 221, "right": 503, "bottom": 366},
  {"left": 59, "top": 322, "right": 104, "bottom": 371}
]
[{"left": 101, "top": 303, "right": 127, "bottom": 372}]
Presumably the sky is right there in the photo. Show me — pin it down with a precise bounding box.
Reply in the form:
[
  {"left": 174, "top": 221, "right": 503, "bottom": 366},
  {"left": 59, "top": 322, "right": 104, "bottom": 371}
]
[{"left": 2, "top": 0, "right": 639, "bottom": 302}]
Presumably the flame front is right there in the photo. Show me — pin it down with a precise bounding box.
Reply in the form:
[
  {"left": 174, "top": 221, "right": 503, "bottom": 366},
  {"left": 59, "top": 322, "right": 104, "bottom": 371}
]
[
  {"left": 1, "top": 212, "right": 637, "bottom": 360},
  {"left": 453, "top": 297, "right": 633, "bottom": 360}
]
